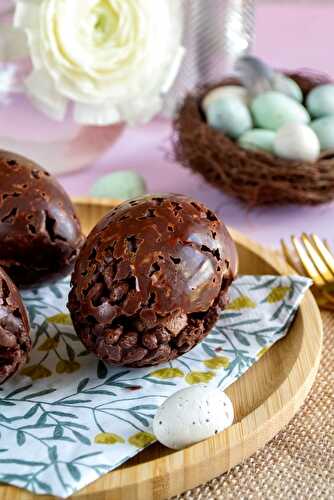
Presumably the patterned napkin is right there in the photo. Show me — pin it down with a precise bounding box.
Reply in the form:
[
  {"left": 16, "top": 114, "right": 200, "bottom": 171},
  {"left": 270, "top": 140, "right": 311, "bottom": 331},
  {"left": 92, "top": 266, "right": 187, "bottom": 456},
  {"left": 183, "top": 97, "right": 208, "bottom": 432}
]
[{"left": 0, "top": 275, "right": 311, "bottom": 498}]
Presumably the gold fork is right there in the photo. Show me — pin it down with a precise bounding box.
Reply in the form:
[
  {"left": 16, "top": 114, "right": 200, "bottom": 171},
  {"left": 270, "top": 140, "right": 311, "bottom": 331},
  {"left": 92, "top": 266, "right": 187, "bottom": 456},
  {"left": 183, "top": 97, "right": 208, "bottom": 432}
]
[{"left": 281, "top": 233, "right": 334, "bottom": 310}]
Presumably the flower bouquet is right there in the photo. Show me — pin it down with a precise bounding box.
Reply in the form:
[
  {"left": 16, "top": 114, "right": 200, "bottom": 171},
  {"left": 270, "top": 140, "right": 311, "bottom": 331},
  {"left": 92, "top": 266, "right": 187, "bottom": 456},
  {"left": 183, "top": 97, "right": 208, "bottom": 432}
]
[{"left": 0, "top": 0, "right": 184, "bottom": 173}]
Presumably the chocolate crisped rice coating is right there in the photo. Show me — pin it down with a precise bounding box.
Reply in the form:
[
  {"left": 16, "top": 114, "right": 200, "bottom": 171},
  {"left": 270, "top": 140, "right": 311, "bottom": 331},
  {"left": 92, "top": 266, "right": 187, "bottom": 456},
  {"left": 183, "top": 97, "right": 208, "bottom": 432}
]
[
  {"left": 68, "top": 194, "right": 238, "bottom": 367},
  {"left": 0, "top": 266, "right": 31, "bottom": 384},
  {"left": 0, "top": 151, "right": 84, "bottom": 288}
]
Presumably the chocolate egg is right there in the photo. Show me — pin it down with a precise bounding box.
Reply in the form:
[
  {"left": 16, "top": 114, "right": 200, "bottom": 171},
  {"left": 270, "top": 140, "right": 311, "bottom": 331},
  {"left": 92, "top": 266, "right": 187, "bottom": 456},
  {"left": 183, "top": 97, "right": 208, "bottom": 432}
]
[
  {"left": 0, "top": 151, "right": 84, "bottom": 288},
  {"left": 0, "top": 266, "right": 31, "bottom": 384},
  {"left": 68, "top": 194, "right": 238, "bottom": 368}
]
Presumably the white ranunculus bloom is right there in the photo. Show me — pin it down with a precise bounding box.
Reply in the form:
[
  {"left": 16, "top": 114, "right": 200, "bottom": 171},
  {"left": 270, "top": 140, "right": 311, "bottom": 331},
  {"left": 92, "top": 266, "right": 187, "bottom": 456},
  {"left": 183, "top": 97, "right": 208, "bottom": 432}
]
[{"left": 14, "top": 0, "right": 184, "bottom": 125}]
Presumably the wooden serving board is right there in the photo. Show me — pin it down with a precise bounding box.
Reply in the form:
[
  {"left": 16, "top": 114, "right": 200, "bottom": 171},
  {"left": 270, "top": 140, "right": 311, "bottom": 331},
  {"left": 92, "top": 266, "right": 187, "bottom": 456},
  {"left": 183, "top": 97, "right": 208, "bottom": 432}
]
[{"left": 1, "top": 197, "right": 322, "bottom": 500}]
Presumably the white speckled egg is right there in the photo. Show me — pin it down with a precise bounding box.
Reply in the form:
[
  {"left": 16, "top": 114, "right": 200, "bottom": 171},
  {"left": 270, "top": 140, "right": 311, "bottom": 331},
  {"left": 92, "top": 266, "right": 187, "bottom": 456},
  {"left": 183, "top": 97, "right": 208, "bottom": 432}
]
[
  {"left": 251, "top": 91, "right": 310, "bottom": 131},
  {"left": 206, "top": 97, "right": 252, "bottom": 139},
  {"left": 272, "top": 74, "right": 303, "bottom": 102},
  {"left": 274, "top": 122, "right": 320, "bottom": 162},
  {"left": 202, "top": 85, "right": 248, "bottom": 112},
  {"left": 238, "top": 129, "right": 276, "bottom": 153},
  {"left": 90, "top": 170, "right": 146, "bottom": 200},
  {"left": 311, "top": 115, "right": 334, "bottom": 150},
  {"left": 306, "top": 84, "right": 334, "bottom": 118},
  {"left": 153, "top": 385, "right": 234, "bottom": 450}
]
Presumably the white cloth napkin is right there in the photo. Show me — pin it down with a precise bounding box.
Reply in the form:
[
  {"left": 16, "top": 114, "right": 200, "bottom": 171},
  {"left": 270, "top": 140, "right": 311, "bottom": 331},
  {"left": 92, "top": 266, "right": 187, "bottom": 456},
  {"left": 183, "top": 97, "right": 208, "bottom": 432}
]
[{"left": 0, "top": 274, "right": 311, "bottom": 497}]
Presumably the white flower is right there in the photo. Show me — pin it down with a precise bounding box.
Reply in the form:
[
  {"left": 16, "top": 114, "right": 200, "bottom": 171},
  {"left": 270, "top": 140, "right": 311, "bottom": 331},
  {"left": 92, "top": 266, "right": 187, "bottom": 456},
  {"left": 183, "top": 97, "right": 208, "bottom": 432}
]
[{"left": 14, "top": 0, "right": 184, "bottom": 125}]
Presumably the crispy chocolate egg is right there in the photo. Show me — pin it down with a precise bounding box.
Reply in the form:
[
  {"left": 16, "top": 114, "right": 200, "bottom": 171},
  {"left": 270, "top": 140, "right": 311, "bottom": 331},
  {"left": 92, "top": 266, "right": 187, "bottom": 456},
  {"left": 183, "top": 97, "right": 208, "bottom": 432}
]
[
  {"left": 68, "top": 194, "right": 237, "bottom": 367},
  {"left": 0, "top": 151, "right": 84, "bottom": 288},
  {"left": 0, "top": 266, "right": 31, "bottom": 384}
]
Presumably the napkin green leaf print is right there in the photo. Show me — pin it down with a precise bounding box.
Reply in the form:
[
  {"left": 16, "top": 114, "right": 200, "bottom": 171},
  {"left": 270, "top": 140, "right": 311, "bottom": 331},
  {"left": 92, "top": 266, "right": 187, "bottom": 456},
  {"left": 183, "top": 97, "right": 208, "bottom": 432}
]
[{"left": 0, "top": 275, "right": 311, "bottom": 498}]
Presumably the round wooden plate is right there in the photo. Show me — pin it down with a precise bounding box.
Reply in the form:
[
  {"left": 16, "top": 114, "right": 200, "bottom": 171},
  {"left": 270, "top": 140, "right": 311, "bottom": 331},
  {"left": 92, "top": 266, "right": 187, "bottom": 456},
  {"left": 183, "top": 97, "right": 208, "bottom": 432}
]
[{"left": 1, "top": 197, "right": 322, "bottom": 500}]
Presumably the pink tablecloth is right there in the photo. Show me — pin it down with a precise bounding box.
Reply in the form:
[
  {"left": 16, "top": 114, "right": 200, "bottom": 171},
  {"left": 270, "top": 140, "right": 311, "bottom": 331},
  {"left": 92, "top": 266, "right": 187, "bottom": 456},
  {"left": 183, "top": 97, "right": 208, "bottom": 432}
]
[{"left": 55, "top": 2, "right": 334, "bottom": 250}]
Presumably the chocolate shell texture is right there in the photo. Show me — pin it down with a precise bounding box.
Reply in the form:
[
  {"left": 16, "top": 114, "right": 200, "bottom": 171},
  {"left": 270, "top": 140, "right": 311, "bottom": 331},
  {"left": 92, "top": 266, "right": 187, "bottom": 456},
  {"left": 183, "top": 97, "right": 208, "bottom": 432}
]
[
  {"left": 0, "top": 266, "right": 31, "bottom": 384},
  {"left": 0, "top": 151, "right": 84, "bottom": 287},
  {"left": 68, "top": 194, "right": 238, "bottom": 367}
]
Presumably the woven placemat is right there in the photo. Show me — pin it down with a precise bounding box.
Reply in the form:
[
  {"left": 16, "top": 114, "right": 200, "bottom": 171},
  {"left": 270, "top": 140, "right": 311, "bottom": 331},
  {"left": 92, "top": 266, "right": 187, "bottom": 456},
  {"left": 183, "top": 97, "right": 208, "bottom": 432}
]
[{"left": 175, "top": 311, "right": 333, "bottom": 500}]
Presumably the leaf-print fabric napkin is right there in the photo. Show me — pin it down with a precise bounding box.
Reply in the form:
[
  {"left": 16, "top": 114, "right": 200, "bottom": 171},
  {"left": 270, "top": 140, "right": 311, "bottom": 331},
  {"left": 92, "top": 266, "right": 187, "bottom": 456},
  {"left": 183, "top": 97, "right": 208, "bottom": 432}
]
[{"left": 0, "top": 275, "right": 311, "bottom": 498}]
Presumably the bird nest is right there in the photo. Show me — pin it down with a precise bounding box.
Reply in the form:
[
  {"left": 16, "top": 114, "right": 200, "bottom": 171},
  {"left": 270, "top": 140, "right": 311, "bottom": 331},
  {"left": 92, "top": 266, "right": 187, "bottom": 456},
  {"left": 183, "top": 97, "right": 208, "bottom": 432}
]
[{"left": 173, "top": 73, "right": 334, "bottom": 206}]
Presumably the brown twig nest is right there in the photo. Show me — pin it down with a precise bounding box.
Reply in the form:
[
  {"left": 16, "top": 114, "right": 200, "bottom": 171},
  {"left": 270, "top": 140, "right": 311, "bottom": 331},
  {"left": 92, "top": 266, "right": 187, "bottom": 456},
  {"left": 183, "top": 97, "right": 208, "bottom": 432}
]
[{"left": 173, "top": 72, "right": 334, "bottom": 206}]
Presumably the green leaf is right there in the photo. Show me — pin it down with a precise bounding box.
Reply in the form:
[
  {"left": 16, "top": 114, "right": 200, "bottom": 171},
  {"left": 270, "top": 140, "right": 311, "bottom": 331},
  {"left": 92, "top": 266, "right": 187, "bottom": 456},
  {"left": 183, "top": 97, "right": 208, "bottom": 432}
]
[
  {"left": 53, "top": 425, "right": 64, "bottom": 439},
  {"left": 201, "top": 342, "right": 216, "bottom": 358},
  {"left": 0, "top": 401, "right": 15, "bottom": 406},
  {"left": 78, "top": 350, "right": 90, "bottom": 357},
  {"left": 234, "top": 332, "right": 251, "bottom": 346},
  {"left": 131, "top": 405, "right": 158, "bottom": 410},
  {"left": 34, "top": 478, "right": 52, "bottom": 494},
  {"left": 63, "top": 333, "right": 81, "bottom": 342},
  {"left": 5, "top": 384, "right": 33, "bottom": 399},
  {"left": 36, "top": 413, "right": 48, "bottom": 426},
  {"left": 144, "top": 378, "right": 175, "bottom": 386},
  {"left": 72, "top": 430, "right": 91, "bottom": 445},
  {"left": 105, "top": 371, "right": 130, "bottom": 385},
  {"left": 21, "top": 388, "right": 57, "bottom": 400},
  {"left": 97, "top": 360, "right": 108, "bottom": 379},
  {"left": 73, "top": 451, "right": 101, "bottom": 461},
  {"left": 250, "top": 278, "right": 277, "bottom": 290},
  {"left": 57, "top": 421, "right": 89, "bottom": 430},
  {"left": 67, "top": 463, "right": 81, "bottom": 481},
  {"left": 49, "top": 411, "right": 78, "bottom": 419},
  {"left": 77, "top": 378, "right": 90, "bottom": 393},
  {"left": 129, "top": 411, "right": 149, "bottom": 427},
  {"left": 255, "top": 335, "right": 267, "bottom": 346},
  {"left": 85, "top": 389, "right": 116, "bottom": 396},
  {"left": 48, "top": 445, "right": 58, "bottom": 462},
  {"left": 49, "top": 285, "right": 62, "bottom": 298},
  {"left": 16, "top": 430, "right": 25, "bottom": 446},
  {"left": 24, "top": 404, "right": 39, "bottom": 419},
  {"left": 0, "top": 458, "right": 45, "bottom": 466},
  {"left": 62, "top": 399, "right": 91, "bottom": 405},
  {"left": 66, "top": 343, "right": 75, "bottom": 362}
]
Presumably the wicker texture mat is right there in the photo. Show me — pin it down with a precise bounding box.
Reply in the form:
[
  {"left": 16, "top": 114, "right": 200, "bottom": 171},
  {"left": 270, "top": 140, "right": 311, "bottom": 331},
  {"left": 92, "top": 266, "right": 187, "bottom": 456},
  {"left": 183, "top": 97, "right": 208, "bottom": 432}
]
[{"left": 176, "top": 311, "right": 333, "bottom": 500}]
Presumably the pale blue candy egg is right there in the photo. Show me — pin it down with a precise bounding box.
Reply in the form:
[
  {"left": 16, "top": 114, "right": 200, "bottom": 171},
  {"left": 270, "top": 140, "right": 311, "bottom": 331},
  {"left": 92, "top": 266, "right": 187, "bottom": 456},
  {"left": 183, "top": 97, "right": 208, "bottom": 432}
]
[
  {"left": 206, "top": 96, "right": 252, "bottom": 139},
  {"left": 202, "top": 85, "right": 249, "bottom": 113},
  {"left": 90, "top": 170, "right": 146, "bottom": 200},
  {"left": 238, "top": 129, "right": 276, "bottom": 153},
  {"left": 251, "top": 91, "right": 310, "bottom": 130},
  {"left": 310, "top": 115, "right": 334, "bottom": 150},
  {"left": 306, "top": 84, "right": 334, "bottom": 118},
  {"left": 273, "top": 74, "right": 303, "bottom": 102}
]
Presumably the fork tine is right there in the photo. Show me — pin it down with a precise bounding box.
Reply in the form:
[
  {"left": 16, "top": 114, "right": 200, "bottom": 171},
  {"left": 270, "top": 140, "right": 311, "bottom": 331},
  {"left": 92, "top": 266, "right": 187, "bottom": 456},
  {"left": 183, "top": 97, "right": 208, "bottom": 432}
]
[
  {"left": 291, "top": 235, "right": 326, "bottom": 286},
  {"left": 301, "top": 233, "right": 334, "bottom": 283},
  {"left": 312, "top": 234, "right": 334, "bottom": 275},
  {"left": 280, "top": 239, "right": 299, "bottom": 273}
]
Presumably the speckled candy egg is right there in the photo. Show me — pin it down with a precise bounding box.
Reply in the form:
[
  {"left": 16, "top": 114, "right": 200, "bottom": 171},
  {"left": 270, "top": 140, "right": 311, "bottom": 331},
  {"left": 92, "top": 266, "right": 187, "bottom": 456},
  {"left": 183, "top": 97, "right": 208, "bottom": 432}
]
[
  {"left": 0, "top": 151, "right": 84, "bottom": 288},
  {"left": 251, "top": 91, "right": 310, "bottom": 130},
  {"left": 202, "top": 85, "right": 248, "bottom": 113},
  {"left": 306, "top": 84, "right": 334, "bottom": 118},
  {"left": 274, "top": 122, "right": 320, "bottom": 162},
  {"left": 90, "top": 170, "right": 146, "bottom": 200},
  {"left": 153, "top": 385, "right": 234, "bottom": 450},
  {"left": 238, "top": 129, "right": 276, "bottom": 154},
  {"left": 206, "top": 96, "right": 252, "bottom": 139},
  {"left": 311, "top": 116, "right": 334, "bottom": 150},
  {"left": 68, "top": 194, "right": 238, "bottom": 368},
  {"left": 0, "top": 266, "right": 31, "bottom": 384}
]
